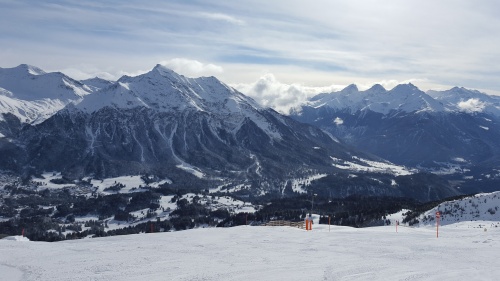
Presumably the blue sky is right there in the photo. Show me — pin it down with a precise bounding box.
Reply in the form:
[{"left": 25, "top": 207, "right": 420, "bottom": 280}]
[{"left": 1, "top": 0, "right": 500, "bottom": 111}]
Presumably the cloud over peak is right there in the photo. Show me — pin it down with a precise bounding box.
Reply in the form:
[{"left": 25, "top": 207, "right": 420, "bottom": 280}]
[
  {"left": 159, "top": 58, "right": 224, "bottom": 78},
  {"left": 458, "top": 98, "right": 486, "bottom": 113},
  {"left": 233, "top": 73, "right": 344, "bottom": 114}
]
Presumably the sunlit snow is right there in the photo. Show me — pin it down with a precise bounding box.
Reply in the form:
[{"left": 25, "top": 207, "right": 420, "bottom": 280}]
[
  {"left": 331, "top": 156, "right": 415, "bottom": 176},
  {"left": 1, "top": 222, "right": 498, "bottom": 280}
]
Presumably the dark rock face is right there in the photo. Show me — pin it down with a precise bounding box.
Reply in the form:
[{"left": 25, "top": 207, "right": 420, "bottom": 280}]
[{"left": 0, "top": 105, "right": 358, "bottom": 190}]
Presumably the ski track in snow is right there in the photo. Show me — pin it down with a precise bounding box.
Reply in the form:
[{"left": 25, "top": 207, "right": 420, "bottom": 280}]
[{"left": 1, "top": 223, "right": 499, "bottom": 281}]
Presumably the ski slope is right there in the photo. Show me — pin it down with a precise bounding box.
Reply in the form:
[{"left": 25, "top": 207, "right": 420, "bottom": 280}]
[{"left": 1, "top": 222, "right": 498, "bottom": 280}]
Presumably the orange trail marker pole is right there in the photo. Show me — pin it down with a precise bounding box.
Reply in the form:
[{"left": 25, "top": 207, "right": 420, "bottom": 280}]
[{"left": 436, "top": 212, "right": 440, "bottom": 238}]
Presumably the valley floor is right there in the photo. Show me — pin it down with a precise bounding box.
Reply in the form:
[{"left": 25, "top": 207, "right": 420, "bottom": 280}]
[{"left": 0, "top": 222, "right": 498, "bottom": 281}]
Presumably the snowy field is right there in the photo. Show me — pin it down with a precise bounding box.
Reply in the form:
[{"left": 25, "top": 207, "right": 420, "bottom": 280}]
[{"left": 1, "top": 222, "right": 498, "bottom": 281}]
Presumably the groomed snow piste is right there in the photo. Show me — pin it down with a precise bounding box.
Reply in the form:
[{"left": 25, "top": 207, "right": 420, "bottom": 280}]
[{"left": 1, "top": 221, "right": 498, "bottom": 280}]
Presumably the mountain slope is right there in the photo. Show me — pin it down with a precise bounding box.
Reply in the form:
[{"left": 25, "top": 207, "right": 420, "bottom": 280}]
[
  {"left": 400, "top": 191, "right": 500, "bottom": 227},
  {"left": 0, "top": 64, "right": 91, "bottom": 125}
]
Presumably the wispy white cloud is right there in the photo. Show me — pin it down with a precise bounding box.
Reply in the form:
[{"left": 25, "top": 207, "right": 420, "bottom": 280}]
[
  {"left": 197, "top": 12, "right": 245, "bottom": 25},
  {"left": 159, "top": 58, "right": 223, "bottom": 77},
  {"left": 60, "top": 59, "right": 224, "bottom": 81},
  {"left": 60, "top": 68, "right": 115, "bottom": 81}
]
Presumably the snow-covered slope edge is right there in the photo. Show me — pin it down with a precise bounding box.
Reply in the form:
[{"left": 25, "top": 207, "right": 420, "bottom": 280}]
[{"left": 402, "top": 191, "right": 500, "bottom": 228}]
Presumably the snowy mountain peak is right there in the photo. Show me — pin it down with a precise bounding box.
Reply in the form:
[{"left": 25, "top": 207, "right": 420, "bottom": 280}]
[
  {"left": 128, "top": 64, "right": 194, "bottom": 86},
  {"left": 389, "top": 83, "right": 420, "bottom": 94},
  {"left": 81, "top": 77, "right": 114, "bottom": 93},
  {"left": 77, "top": 64, "right": 264, "bottom": 114},
  {"left": 0, "top": 65, "right": 89, "bottom": 101},
  {"left": 341, "top": 84, "right": 359, "bottom": 93},
  {"left": 305, "top": 82, "right": 445, "bottom": 115},
  {"left": 153, "top": 64, "right": 180, "bottom": 77},
  {"left": 427, "top": 87, "right": 500, "bottom": 116},
  {"left": 14, "top": 64, "right": 46, "bottom": 76},
  {"left": 0, "top": 64, "right": 91, "bottom": 124},
  {"left": 366, "top": 84, "right": 386, "bottom": 93}
]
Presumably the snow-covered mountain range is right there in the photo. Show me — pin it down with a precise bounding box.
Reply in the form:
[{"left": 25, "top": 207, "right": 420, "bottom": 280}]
[
  {"left": 2, "top": 64, "right": 433, "bottom": 198},
  {"left": 291, "top": 83, "right": 500, "bottom": 193},
  {"left": 307, "top": 83, "right": 445, "bottom": 115},
  {"left": 428, "top": 87, "right": 500, "bottom": 116},
  {"left": 303, "top": 83, "right": 500, "bottom": 116},
  {"left": 1, "top": 63, "right": 499, "bottom": 197}
]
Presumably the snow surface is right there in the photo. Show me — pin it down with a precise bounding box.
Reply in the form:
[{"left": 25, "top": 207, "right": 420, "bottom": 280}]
[
  {"left": 0, "top": 93, "right": 70, "bottom": 124},
  {"left": 331, "top": 156, "right": 415, "bottom": 176},
  {"left": 1, "top": 222, "right": 499, "bottom": 280},
  {"left": 89, "top": 175, "right": 146, "bottom": 194},
  {"left": 423, "top": 161, "right": 471, "bottom": 175},
  {"left": 386, "top": 209, "right": 410, "bottom": 225},
  {"left": 1, "top": 235, "right": 30, "bottom": 242},
  {"left": 31, "top": 172, "right": 171, "bottom": 194},
  {"left": 31, "top": 172, "right": 78, "bottom": 188},
  {"left": 418, "top": 191, "right": 500, "bottom": 227},
  {"left": 287, "top": 174, "right": 328, "bottom": 194},
  {"left": 176, "top": 163, "right": 205, "bottom": 179}
]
